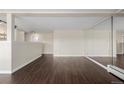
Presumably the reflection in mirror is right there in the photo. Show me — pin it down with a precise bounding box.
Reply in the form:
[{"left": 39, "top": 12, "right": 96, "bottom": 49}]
[
  {"left": 114, "top": 16, "right": 124, "bottom": 69},
  {"left": 86, "top": 16, "right": 124, "bottom": 80},
  {"left": 85, "top": 17, "right": 113, "bottom": 67}
]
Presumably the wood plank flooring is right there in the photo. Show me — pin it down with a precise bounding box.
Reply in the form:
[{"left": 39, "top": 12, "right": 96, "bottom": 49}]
[
  {"left": 90, "top": 54, "right": 124, "bottom": 69},
  {"left": 116, "top": 54, "right": 124, "bottom": 69},
  {"left": 90, "top": 57, "right": 113, "bottom": 66},
  {"left": 0, "top": 55, "right": 123, "bottom": 84}
]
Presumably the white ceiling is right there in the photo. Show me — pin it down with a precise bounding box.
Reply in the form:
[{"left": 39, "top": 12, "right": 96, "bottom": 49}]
[
  {"left": 15, "top": 16, "right": 106, "bottom": 32},
  {"left": 0, "top": 9, "right": 118, "bottom": 14},
  {"left": 14, "top": 9, "right": 119, "bottom": 32},
  {"left": 1, "top": 9, "right": 124, "bottom": 32}
]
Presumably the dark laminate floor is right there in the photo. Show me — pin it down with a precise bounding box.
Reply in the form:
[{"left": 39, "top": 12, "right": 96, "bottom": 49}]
[
  {"left": 90, "top": 57, "right": 113, "bottom": 66},
  {"left": 116, "top": 54, "right": 124, "bottom": 69},
  {"left": 0, "top": 55, "right": 123, "bottom": 84},
  {"left": 90, "top": 54, "right": 124, "bottom": 69}
]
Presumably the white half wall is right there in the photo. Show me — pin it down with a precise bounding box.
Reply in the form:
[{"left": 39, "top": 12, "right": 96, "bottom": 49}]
[
  {"left": 0, "top": 41, "right": 12, "bottom": 73},
  {"left": 25, "top": 31, "right": 53, "bottom": 54},
  {"left": 53, "top": 30, "right": 84, "bottom": 56},
  {"left": 12, "top": 41, "right": 43, "bottom": 73}
]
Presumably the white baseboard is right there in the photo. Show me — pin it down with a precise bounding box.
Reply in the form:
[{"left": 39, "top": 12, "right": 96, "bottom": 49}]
[
  {"left": 0, "top": 71, "right": 12, "bottom": 74},
  {"left": 54, "top": 55, "right": 83, "bottom": 57},
  {"left": 43, "top": 53, "right": 53, "bottom": 55},
  {"left": 42, "top": 53, "right": 53, "bottom": 55},
  {"left": 85, "top": 56, "right": 107, "bottom": 70},
  {"left": 107, "top": 65, "right": 124, "bottom": 80},
  {"left": 12, "top": 55, "right": 42, "bottom": 73}
]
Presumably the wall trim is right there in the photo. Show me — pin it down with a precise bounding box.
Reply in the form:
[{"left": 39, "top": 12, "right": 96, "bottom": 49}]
[
  {"left": 12, "top": 55, "right": 42, "bottom": 73},
  {"left": 54, "top": 55, "right": 83, "bottom": 57},
  {"left": 85, "top": 56, "right": 107, "bottom": 70},
  {"left": 43, "top": 53, "right": 53, "bottom": 55}
]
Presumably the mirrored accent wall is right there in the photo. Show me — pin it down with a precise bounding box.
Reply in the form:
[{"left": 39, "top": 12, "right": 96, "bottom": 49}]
[
  {"left": 113, "top": 15, "right": 124, "bottom": 69},
  {"left": 85, "top": 15, "right": 124, "bottom": 80},
  {"left": 85, "top": 17, "right": 113, "bottom": 67}
]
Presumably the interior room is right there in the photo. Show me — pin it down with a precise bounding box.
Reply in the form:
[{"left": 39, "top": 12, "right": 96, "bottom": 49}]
[{"left": 0, "top": 9, "right": 124, "bottom": 84}]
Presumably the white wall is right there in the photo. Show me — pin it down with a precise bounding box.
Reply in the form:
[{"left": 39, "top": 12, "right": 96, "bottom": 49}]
[
  {"left": 40, "top": 32, "right": 53, "bottom": 54},
  {"left": 84, "top": 19, "right": 114, "bottom": 57},
  {"left": 84, "top": 29, "right": 112, "bottom": 56},
  {"left": 0, "top": 15, "right": 12, "bottom": 73},
  {"left": 25, "top": 32, "right": 42, "bottom": 42},
  {"left": 53, "top": 30, "right": 84, "bottom": 56},
  {"left": 15, "top": 29, "right": 25, "bottom": 41},
  {"left": 25, "top": 32, "right": 33, "bottom": 42},
  {"left": 12, "top": 41, "right": 43, "bottom": 72},
  {"left": 0, "top": 41, "right": 12, "bottom": 73},
  {"left": 25, "top": 31, "right": 53, "bottom": 54}
]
